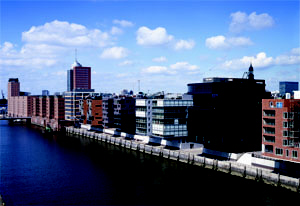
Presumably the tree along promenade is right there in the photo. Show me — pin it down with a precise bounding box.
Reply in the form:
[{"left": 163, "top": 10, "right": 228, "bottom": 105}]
[{"left": 66, "top": 126, "right": 300, "bottom": 193}]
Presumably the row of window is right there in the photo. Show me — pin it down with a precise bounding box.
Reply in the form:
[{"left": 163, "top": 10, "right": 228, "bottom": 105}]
[
  {"left": 263, "top": 119, "right": 294, "bottom": 128},
  {"left": 263, "top": 111, "right": 296, "bottom": 119},
  {"left": 265, "top": 145, "right": 298, "bottom": 158},
  {"left": 263, "top": 128, "right": 296, "bottom": 137}
]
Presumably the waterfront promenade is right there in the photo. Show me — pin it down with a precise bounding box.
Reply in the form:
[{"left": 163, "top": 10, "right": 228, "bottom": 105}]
[{"left": 66, "top": 126, "right": 300, "bottom": 192}]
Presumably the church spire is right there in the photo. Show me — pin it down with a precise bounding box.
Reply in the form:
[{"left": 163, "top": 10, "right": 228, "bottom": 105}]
[{"left": 248, "top": 62, "right": 254, "bottom": 80}]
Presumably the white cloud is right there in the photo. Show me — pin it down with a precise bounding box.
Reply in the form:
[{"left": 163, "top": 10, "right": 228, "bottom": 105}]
[
  {"left": 100, "top": 47, "right": 129, "bottom": 59},
  {"left": 22, "top": 20, "right": 112, "bottom": 48},
  {"left": 111, "top": 26, "right": 123, "bottom": 35},
  {"left": 152, "top": 56, "right": 167, "bottom": 62},
  {"left": 136, "top": 26, "right": 174, "bottom": 46},
  {"left": 0, "top": 41, "right": 59, "bottom": 68},
  {"left": 170, "top": 62, "right": 199, "bottom": 71},
  {"left": 142, "top": 66, "right": 169, "bottom": 74},
  {"left": 174, "top": 39, "right": 195, "bottom": 51},
  {"left": 143, "top": 61, "right": 199, "bottom": 75},
  {"left": 230, "top": 11, "right": 274, "bottom": 33},
  {"left": 119, "top": 60, "right": 133, "bottom": 66},
  {"left": 113, "top": 19, "right": 134, "bottom": 27},
  {"left": 221, "top": 48, "right": 300, "bottom": 70},
  {"left": 205, "top": 35, "right": 252, "bottom": 50}
]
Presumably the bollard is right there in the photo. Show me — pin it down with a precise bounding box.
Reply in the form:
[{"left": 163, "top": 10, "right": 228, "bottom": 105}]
[
  {"left": 277, "top": 173, "right": 281, "bottom": 187},
  {"left": 168, "top": 150, "right": 170, "bottom": 159},
  {"left": 203, "top": 157, "right": 206, "bottom": 168},
  {"left": 297, "top": 179, "right": 300, "bottom": 193},
  {"left": 177, "top": 152, "right": 180, "bottom": 161},
  {"left": 243, "top": 166, "right": 247, "bottom": 178},
  {"left": 228, "top": 162, "right": 231, "bottom": 174}
]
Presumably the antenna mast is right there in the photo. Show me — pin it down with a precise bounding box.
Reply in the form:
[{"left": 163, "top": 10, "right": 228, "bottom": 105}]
[{"left": 75, "top": 49, "right": 77, "bottom": 61}]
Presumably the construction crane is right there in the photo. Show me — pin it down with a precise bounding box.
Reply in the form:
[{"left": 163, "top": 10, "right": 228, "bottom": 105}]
[{"left": 1, "top": 90, "right": 4, "bottom": 99}]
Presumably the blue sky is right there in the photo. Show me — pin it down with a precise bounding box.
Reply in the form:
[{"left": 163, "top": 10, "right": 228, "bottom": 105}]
[{"left": 1, "top": 0, "right": 299, "bottom": 96}]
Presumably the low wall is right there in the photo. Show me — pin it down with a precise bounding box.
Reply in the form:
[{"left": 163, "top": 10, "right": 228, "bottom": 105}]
[{"left": 65, "top": 127, "right": 300, "bottom": 192}]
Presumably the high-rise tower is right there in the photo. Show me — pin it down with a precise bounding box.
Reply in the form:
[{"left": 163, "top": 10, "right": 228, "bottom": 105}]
[
  {"left": 67, "top": 60, "right": 91, "bottom": 91},
  {"left": 8, "top": 78, "right": 20, "bottom": 97}
]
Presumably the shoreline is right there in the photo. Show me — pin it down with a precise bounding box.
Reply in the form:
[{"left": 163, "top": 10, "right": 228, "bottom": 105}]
[{"left": 66, "top": 126, "right": 300, "bottom": 193}]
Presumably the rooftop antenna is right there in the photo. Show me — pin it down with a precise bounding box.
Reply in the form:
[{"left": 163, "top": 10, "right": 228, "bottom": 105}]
[{"left": 75, "top": 48, "right": 78, "bottom": 61}]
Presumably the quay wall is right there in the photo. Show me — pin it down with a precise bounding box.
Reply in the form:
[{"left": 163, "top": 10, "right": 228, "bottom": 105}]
[{"left": 65, "top": 127, "right": 300, "bottom": 192}]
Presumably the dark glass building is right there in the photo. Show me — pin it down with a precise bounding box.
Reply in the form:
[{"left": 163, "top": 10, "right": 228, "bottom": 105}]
[
  {"left": 279, "top": 82, "right": 299, "bottom": 97},
  {"left": 187, "top": 65, "right": 271, "bottom": 153}
]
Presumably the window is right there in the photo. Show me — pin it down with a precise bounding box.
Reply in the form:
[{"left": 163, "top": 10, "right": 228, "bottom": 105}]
[
  {"left": 283, "top": 121, "right": 294, "bottom": 128},
  {"left": 263, "top": 110, "right": 275, "bottom": 117},
  {"left": 286, "top": 150, "right": 289, "bottom": 157},
  {"left": 284, "top": 112, "right": 294, "bottom": 119},
  {"left": 265, "top": 145, "right": 273, "bottom": 153},
  {"left": 264, "top": 136, "right": 275, "bottom": 142},
  {"left": 292, "top": 151, "right": 298, "bottom": 159},
  {"left": 269, "top": 102, "right": 273, "bottom": 108},
  {"left": 276, "top": 148, "right": 283, "bottom": 156},
  {"left": 276, "top": 102, "right": 283, "bottom": 108},
  {"left": 283, "top": 131, "right": 294, "bottom": 137}
]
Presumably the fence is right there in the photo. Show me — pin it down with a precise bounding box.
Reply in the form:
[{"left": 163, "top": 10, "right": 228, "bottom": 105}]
[{"left": 65, "top": 127, "right": 300, "bottom": 192}]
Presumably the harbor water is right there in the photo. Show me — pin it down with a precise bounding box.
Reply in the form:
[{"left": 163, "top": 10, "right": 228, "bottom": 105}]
[{"left": 1, "top": 120, "right": 300, "bottom": 205}]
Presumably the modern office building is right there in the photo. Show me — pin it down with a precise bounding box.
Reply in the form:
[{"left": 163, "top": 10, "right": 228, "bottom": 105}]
[
  {"left": 79, "top": 96, "right": 103, "bottom": 127},
  {"left": 67, "top": 60, "right": 91, "bottom": 91},
  {"left": 64, "top": 90, "right": 98, "bottom": 121},
  {"left": 113, "top": 97, "right": 136, "bottom": 134},
  {"left": 262, "top": 98, "right": 300, "bottom": 162},
  {"left": 102, "top": 97, "right": 114, "bottom": 128},
  {"left": 279, "top": 82, "right": 299, "bottom": 97},
  {"left": 135, "top": 99, "right": 153, "bottom": 136},
  {"left": 187, "top": 64, "right": 271, "bottom": 153},
  {"left": 151, "top": 99, "right": 193, "bottom": 142}
]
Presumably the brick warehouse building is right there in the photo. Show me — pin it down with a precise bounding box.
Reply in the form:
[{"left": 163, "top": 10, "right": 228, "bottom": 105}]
[{"left": 262, "top": 98, "right": 300, "bottom": 162}]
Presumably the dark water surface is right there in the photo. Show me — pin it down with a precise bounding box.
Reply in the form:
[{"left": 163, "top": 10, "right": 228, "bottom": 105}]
[{"left": 1, "top": 121, "right": 300, "bottom": 205}]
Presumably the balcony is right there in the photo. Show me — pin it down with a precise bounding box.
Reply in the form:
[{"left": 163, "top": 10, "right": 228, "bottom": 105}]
[
  {"left": 263, "top": 118, "right": 275, "bottom": 126},
  {"left": 263, "top": 110, "right": 275, "bottom": 117},
  {"left": 263, "top": 127, "right": 275, "bottom": 135}
]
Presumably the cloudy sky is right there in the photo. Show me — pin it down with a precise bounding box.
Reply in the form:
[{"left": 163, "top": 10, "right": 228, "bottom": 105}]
[{"left": 0, "top": 0, "right": 299, "bottom": 96}]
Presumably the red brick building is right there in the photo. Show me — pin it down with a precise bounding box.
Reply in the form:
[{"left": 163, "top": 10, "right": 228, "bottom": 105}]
[
  {"left": 262, "top": 99, "right": 300, "bottom": 162},
  {"left": 31, "top": 95, "right": 65, "bottom": 131},
  {"left": 79, "top": 96, "right": 103, "bottom": 127}
]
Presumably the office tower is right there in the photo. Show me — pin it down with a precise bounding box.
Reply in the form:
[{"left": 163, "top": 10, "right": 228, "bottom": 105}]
[
  {"left": 67, "top": 60, "right": 91, "bottom": 91},
  {"left": 67, "top": 69, "right": 73, "bottom": 92},
  {"left": 279, "top": 82, "right": 299, "bottom": 96},
  {"left": 8, "top": 78, "right": 20, "bottom": 97}
]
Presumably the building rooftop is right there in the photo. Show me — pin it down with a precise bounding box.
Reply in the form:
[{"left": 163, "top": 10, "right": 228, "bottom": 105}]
[
  {"left": 8, "top": 78, "right": 19, "bottom": 83},
  {"left": 71, "top": 60, "right": 82, "bottom": 68}
]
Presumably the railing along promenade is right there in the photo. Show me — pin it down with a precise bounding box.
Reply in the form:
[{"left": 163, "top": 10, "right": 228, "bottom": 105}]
[{"left": 66, "top": 127, "right": 300, "bottom": 193}]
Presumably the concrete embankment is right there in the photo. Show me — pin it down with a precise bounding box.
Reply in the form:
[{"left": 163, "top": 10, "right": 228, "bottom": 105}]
[{"left": 66, "top": 127, "right": 300, "bottom": 193}]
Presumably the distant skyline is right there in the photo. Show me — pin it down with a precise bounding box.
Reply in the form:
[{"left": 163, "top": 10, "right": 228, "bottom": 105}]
[{"left": 1, "top": 0, "right": 299, "bottom": 96}]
